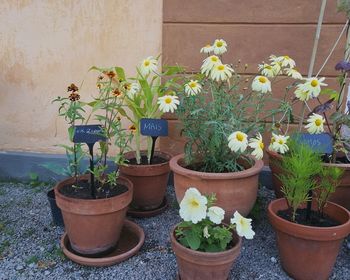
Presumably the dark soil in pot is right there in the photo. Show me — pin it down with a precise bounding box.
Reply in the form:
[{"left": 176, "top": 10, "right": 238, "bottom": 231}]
[
  {"left": 59, "top": 179, "right": 128, "bottom": 199},
  {"left": 277, "top": 208, "right": 341, "bottom": 227},
  {"left": 127, "top": 155, "right": 167, "bottom": 165}
]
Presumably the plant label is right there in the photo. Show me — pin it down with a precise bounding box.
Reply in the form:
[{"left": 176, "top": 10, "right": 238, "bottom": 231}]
[
  {"left": 73, "top": 125, "right": 106, "bottom": 144},
  {"left": 296, "top": 133, "right": 333, "bottom": 154},
  {"left": 140, "top": 118, "right": 168, "bottom": 137}
]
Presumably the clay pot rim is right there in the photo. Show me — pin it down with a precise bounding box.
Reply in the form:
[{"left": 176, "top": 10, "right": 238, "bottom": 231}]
[
  {"left": 268, "top": 198, "right": 350, "bottom": 239},
  {"left": 169, "top": 153, "right": 263, "bottom": 179},
  {"left": 55, "top": 174, "right": 133, "bottom": 203},
  {"left": 170, "top": 223, "right": 242, "bottom": 257},
  {"left": 122, "top": 150, "right": 172, "bottom": 167}
]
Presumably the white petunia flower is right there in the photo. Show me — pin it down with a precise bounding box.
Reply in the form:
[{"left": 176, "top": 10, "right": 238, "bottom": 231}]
[
  {"left": 285, "top": 68, "right": 303, "bottom": 80},
  {"left": 179, "top": 188, "right": 208, "bottom": 224},
  {"left": 270, "top": 133, "right": 289, "bottom": 154},
  {"left": 157, "top": 95, "right": 180, "bottom": 113},
  {"left": 201, "top": 55, "right": 221, "bottom": 76},
  {"left": 248, "top": 133, "right": 264, "bottom": 160},
  {"left": 228, "top": 131, "right": 248, "bottom": 153},
  {"left": 124, "top": 82, "right": 140, "bottom": 99},
  {"left": 294, "top": 84, "right": 311, "bottom": 101},
  {"left": 258, "top": 63, "right": 279, "bottom": 78},
  {"left": 139, "top": 56, "right": 158, "bottom": 76},
  {"left": 252, "top": 76, "right": 272, "bottom": 93},
  {"left": 305, "top": 113, "right": 325, "bottom": 134},
  {"left": 230, "top": 211, "right": 255, "bottom": 239},
  {"left": 213, "top": 39, "right": 227, "bottom": 55},
  {"left": 210, "top": 63, "right": 234, "bottom": 82},
  {"left": 184, "top": 80, "right": 202, "bottom": 96},
  {"left": 207, "top": 206, "right": 225, "bottom": 224},
  {"left": 203, "top": 226, "right": 210, "bottom": 239},
  {"left": 299, "top": 77, "right": 327, "bottom": 98},
  {"left": 200, "top": 44, "right": 214, "bottom": 54},
  {"left": 271, "top": 55, "right": 296, "bottom": 68}
]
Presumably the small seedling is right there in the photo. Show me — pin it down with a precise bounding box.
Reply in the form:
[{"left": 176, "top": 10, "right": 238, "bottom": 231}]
[{"left": 25, "top": 255, "right": 39, "bottom": 265}]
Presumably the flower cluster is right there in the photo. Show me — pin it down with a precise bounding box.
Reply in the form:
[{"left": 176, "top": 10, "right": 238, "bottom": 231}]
[{"left": 176, "top": 188, "right": 254, "bottom": 252}]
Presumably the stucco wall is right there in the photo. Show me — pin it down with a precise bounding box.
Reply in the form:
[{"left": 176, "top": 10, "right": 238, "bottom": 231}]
[{"left": 0, "top": 0, "right": 162, "bottom": 153}]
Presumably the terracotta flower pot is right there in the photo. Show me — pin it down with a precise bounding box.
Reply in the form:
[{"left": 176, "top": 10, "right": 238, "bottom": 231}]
[
  {"left": 169, "top": 153, "right": 263, "bottom": 220},
  {"left": 267, "top": 149, "right": 350, "bottom": 210},
  {"left": 170, "top": 224, "right": 242, "bottom": 280},
  {"left": 119, "top": 151, "right": 171, "bottom": 210},
  {"left": 55, "top": 174, "right": 133, "bottom": 256},
  {"left": 268, "top": 198, "right": 350, "bottom": 280}
]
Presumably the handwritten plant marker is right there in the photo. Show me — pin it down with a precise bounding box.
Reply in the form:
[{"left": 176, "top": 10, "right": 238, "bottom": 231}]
[
  {"left": 140, "top": 118, "right": 168, "bottom": 164},
  {"left": 294, "top": 133, "right": 333, "bottom": 154},
  {"left": 73, "top": 125, "right": 106, "bottom": 198}
]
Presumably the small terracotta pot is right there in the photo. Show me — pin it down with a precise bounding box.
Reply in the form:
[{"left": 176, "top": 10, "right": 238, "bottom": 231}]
[
  {"left": 170, "top": 224, "right": 242, "bottom": 280},
  {"left": 119, "top": 151, "right": 171, "bottom": 210},
  {"left": 170, "top": 154, "right": 263, "bottom": 220},
  {"left": 268, "top": 198, "right": 350, "bottom": 280},
  {"left": 267, "top": 149, "right": 350, "bottom": 209},
  {"left": 55, "top": 174, "right": 133, "bottom": 256}
]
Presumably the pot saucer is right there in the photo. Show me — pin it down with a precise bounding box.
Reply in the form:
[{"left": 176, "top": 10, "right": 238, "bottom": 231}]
[
  {"left": 127, "top": 197, "right": 168, "bottom": 218},
  {"left": 60, "top": 220, "right": 144, "bottom": 267}
]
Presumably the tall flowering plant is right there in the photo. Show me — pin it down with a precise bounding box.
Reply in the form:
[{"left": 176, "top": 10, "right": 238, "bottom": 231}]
[
  {"left": 176, "top": 39, "right": 303, "bottom": 172},
  {"left": 115, "top": 56, "right": 182, "bottom": 164},
  {"left": 175, "top": 187, "right": 254, "bottom": 252}
]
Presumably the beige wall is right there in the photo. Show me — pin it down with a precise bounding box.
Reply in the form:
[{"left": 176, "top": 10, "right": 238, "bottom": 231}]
[{"left": 0, "top": 0, "right": 162, "bottom": 153}]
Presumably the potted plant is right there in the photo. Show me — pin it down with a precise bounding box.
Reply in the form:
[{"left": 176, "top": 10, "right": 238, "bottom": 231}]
[
  {"left": 170, "top": 39, "right": 302, "bottom": 219},
  {"left": 107, "top": 58, "right": 182, "bottom": 214},
  {"left": 171, "top": 187, "right": 254, "bottom": 280},
  {"left": 268, "top": 142, "right": 350, "bottom": 280},
  {"left": 53, "top": 75, "right": 135, "bottom": 257}
]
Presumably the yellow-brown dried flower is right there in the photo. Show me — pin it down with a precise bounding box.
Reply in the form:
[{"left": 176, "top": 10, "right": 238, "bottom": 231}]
[
  {"left": 105, "top": 71, "right": 116, "bottom": 79},
  {"left": 69, "top": 92, "right": 80, "bottom": 102},
  {"left": 113, "top": 89, "right": 122, "bottom": 97},
  {"left": 67, "top": 83, "right": 79, "bottom": 92},
  {"left": 128, "top": 124, "right": 136, "bottom": 132}
]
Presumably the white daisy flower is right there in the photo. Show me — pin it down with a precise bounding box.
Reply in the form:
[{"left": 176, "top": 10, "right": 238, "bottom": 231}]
[
  {"left": 285, "top": 68, "right": 303, "bottom": 80},
  {"left": 157, "top": 95, "right": 180, "bottom": 113},
  {"left": 294, "top": 84, "right": 311, "bottom": 101},
  {"left": 184, "top": 80, "right": 202, "bottom": 96},
  {"left": 271, "top": 55, "right": 296, "bottom": 68},
  {"left": 213, "top": 39, "right": 227, "bottom": 55},
  {"left": 201, "top": 55, "right": 221, "bottom": 76},
  {"left": 200, "top": 44, "right": 214, "bottom": 54},
  {"left": 124, "top": 82, "right": 140, "bottom": 99},
  {"left": 207, "top": 206, "right": 225, "bottom": 224},
  {"left": 248, "top": 133, "right": 264, "bottom": 160},
  {"left": 299, "top": 77, "right": 327, "bottom": 98},
  {"left": 179, "top": 188, "right": 208, "bottom": 224},
  {"left": 139, "top": 56, "right": 158, "bottom": 76},
  {"left": 252, "top": 76, "right": 272, "bottom": 93},
  {"left": 305, "top": 113, "right": 325, "bottom": 134},
  {"left": 210, "top": 63, "right": 234, "bottom": 82},
  {"left": 258, "top": 63, "right": 278, "bottom": 78},
  {"left": 270, "top": 133, "right": 289, "bottom": 154},
  {"left": 230, "top": 211, "right": 255, "bottom": 239},
  {"left": 228, "top": 131, "right": 248, "bottom": 153}
]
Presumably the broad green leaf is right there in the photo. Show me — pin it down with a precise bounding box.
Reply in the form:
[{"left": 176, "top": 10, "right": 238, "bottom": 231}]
[
  {"left": 185, "top": 230, "right": 201, "bottom": 250},
  {"left": 115, "top": 67, "right": 126, "bottom": 81}
]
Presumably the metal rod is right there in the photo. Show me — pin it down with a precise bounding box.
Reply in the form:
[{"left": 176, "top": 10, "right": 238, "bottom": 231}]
[
  {"left": 88, "top": 143, "right": 95, "bottom": 198},
  {"left": 149, "top": 136, "right": 158, "bottom": 165}
]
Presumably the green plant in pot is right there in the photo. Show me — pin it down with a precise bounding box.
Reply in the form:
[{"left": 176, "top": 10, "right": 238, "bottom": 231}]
[
  {"left": 267, "top": 142, "right": 350, "bottom": 280},
  {"left": 170, "top": 39, "right": 302, "bottom": 220},
  {"left": 103, "top": 57, "right": 183, "bottom": 213},
  {"left": 53, "top": 72, "right": 137, "bottom": 259},
  {"left": 171, "top": 187, "right": 254, "bottom": 280}
]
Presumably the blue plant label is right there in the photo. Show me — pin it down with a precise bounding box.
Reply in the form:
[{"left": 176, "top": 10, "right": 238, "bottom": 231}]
[
  {"left": 296, "top": 133, "right": 333, "bottom": 154},
  {"left": 73, "top": 125, "right": 106, "bottom": 144},
  {"left": 140, "top": 118, "right": 168, "bottom": 137}
]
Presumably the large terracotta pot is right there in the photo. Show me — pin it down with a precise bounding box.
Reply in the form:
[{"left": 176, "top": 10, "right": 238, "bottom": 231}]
[
  {"left": 268, "top": 198, "right": 350, "bottom": 280},
  {"left": 267, "top": 149, "right": 350, "bottom": 210},
  {"left": 169, "top": 153, "right": 263, "bottom": 220},
  {"left": 170, "top": 224, "right": 242, "bottom": 280},
  {"left": 55, "top": 174, "right": 133, "bottom": 255},
  {"left": 119, "top": 151, "right": 171, "bottom": 210}
]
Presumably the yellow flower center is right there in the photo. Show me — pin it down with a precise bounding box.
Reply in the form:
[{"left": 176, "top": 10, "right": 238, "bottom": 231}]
[
  {"left": 189, "top": 82, "right": 197, "bottom": 88},
  {"left": 144, "top": 60, "right": 150, "bottom": 66},
  {"left": 315, "top": 119, "right": 322, "bottom": 126},
  {"left": 265, "top": 65, "right": 272, "bottom": 70},
  {"left": 278, "top": 139, "right": 284, "bottom": 145},
  {"left": 259, "top": 141, "right": 264, "bottom": 149},
  {"left": 271, "top": 137, "right": 275, "bottom": 143},
  {"left": 311, "top": 79, "right": 318, "bottom": 87},
  {"left": 191, "top": 199, "right": 199, "bottom": 207},
  {"left": 216, "top": 41, "right": 223, "bottom": 47},
  {"left": 164, "top": 97, "right": 172, "bottom": 104},
  {"left": 284, "top": 55, "right": 290, "bottom": 60},
  {"left": 217, "top": 65, "right": 225, "bottom": 71},
  {"left": 211, "top": 56, "right": 218, "bottom": 62},
  {"left": 259, "top": 76, "right": 267, "bottom": 83},
  {"left": 236, "top": 132, "right": 245, "bottom": 142}
]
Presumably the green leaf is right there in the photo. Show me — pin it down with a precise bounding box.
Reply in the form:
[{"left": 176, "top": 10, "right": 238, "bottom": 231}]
[
  {"left": 185, "top": 230, "right": 201, "bottom": 250},
  {"left": 115, "top": 67, "right": 126, "bottom": 81},
  {"left": 320, "top": 88, "right": 339, "bottom": 100}
]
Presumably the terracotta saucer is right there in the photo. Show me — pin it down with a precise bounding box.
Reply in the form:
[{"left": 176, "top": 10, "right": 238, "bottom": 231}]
[
  {"left": 127, "top": 197, "right": 169, "bottom": 218},
  {"left": 60, "top": 220, "right": 145, "bottom": 267}
]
